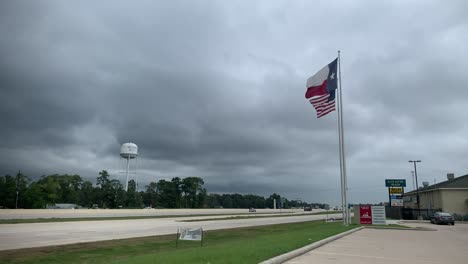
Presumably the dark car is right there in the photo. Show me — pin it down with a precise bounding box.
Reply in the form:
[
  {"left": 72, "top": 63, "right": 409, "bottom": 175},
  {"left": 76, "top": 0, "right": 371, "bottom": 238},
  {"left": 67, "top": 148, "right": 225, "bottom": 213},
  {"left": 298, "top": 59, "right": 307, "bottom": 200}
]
[
  {"left": 304, "top": 206, "right": 312, "bottom": 211},
  {"left": 430, "top": 212, "right": 455, "bottom": 225},
  {"left": 249, "top": 208, "right": 256, "bottom": 212}
]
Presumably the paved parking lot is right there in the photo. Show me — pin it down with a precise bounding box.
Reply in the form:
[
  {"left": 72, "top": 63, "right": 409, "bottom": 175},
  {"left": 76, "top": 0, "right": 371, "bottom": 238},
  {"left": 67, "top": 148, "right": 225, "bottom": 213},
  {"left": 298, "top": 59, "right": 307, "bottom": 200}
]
[{"left": 286, "top": 222, "right": 468, "bottom": 264}]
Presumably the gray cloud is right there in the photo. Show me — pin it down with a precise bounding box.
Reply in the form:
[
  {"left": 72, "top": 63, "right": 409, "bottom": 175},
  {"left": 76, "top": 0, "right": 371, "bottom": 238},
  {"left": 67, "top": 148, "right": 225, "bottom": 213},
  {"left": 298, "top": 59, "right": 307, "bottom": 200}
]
[{"left": 1, "top": 0, "right": 467, "bottom": 206}]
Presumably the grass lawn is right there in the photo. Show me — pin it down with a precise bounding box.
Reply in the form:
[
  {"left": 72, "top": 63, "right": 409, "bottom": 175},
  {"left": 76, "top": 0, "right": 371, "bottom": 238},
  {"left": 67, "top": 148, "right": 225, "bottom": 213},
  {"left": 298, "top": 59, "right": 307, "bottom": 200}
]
[{"left": 0, "top": 221, "right": 356, "bottom": 264}]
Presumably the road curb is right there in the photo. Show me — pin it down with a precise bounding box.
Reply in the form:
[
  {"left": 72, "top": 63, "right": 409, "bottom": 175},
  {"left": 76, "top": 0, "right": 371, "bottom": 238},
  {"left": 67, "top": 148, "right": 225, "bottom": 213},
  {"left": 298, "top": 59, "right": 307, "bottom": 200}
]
[
  {"left": 364, "top": 226, "right": 436, "bottom": 231},
  {"left": 258, "top": 226, "right": 364, "bottom": 264}
]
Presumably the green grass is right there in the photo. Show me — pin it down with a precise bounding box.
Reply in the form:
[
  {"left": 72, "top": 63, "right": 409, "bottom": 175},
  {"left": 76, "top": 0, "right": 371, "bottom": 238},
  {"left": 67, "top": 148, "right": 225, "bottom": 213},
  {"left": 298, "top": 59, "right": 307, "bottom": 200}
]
[{"left": 0, "top": 221, "right": 356, "bottom": 264}]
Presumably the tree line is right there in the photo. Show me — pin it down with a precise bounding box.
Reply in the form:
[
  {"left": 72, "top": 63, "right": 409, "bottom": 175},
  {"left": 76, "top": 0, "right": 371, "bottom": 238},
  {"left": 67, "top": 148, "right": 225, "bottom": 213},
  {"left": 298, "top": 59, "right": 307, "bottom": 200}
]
[{"left": 0, "top": 171, "right": 328, "bottom": 209}]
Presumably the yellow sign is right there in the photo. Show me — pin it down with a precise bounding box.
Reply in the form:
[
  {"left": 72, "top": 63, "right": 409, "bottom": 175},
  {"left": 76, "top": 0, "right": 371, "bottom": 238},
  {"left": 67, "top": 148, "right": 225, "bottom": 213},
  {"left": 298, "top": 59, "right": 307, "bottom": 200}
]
[{"left": 389, "top": 187, "right": 403, "bottom": 194}]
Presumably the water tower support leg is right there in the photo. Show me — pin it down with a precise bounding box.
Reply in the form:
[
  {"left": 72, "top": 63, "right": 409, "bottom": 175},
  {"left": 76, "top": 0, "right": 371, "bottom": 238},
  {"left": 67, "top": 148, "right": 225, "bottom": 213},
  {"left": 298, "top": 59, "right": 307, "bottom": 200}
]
[{"left": 125, "top": 158, "right": 130, "bottom": 191}]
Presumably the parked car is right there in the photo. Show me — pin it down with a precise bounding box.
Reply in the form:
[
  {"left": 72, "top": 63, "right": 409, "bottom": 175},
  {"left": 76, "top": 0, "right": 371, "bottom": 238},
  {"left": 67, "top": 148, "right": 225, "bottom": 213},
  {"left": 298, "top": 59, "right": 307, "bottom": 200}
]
[
  {"left": 430, "top": 212, "right": 455, "bottom": 225},
  {"left": 304, "top": 206, "right": 312, "bottom": 211},
  {"left": 249, "top": 208, "right": 256, "bottom": 212}
]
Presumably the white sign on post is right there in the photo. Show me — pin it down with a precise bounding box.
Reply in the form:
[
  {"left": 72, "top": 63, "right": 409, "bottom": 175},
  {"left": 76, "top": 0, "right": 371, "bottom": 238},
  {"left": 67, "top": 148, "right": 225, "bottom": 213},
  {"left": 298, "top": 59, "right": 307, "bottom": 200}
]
[
  {"left": 391, "top": 199, "right": 403, "bottom": 207},
  {"left": 371, "top": 206, "right": 386, "bottom": 225},
  {"left": 179, "top": 227, "right": 203, "bottom": 241}
]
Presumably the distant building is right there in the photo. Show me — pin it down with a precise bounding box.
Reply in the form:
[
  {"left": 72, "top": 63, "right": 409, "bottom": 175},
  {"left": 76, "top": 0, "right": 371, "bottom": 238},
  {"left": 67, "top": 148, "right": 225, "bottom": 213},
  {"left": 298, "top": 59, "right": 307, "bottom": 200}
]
[{"left": 402, "top": 174, "right": 468, "bottom": 215}]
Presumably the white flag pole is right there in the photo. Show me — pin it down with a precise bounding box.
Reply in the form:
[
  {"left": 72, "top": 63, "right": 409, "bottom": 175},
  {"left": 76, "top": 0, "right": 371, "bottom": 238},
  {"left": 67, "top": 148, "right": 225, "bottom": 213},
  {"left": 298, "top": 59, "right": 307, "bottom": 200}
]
[
  {"left": 336, "top": 52, "right": 345, "bottom": 225},
  {"left": 337, "top": 50, "right": 349, "bottom": 225}
]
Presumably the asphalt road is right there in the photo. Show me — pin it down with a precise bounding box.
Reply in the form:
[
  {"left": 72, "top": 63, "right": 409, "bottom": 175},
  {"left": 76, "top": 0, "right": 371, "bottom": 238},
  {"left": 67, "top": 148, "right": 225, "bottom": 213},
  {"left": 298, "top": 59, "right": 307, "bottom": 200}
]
[
  {"left": 0, "top": 212, "right": 342, "bottom": 251},
  {"left": 285, "top": 222, "right": 468, "bottom": 264}
]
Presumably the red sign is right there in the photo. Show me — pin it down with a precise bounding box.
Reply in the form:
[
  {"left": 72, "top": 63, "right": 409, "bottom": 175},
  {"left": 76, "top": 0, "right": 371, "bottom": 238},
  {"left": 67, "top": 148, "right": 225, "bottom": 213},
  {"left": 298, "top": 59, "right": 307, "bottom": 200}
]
[{"left": 360, "top": 205, "right": 372, "bottom": 224}]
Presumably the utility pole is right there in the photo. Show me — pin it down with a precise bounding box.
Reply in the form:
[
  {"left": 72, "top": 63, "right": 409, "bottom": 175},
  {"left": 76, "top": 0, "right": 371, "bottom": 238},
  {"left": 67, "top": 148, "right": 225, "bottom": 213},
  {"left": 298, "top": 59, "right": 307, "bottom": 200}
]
[{"left": 409, "top": 160, "right": 421, "bottom": 219}]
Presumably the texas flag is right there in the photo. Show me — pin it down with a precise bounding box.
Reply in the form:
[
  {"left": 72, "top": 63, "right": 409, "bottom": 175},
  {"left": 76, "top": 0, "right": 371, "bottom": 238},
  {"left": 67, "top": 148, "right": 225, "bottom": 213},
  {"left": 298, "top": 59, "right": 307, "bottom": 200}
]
[{"left": 305, "top": 58, "right": 338, "bottom": 118}]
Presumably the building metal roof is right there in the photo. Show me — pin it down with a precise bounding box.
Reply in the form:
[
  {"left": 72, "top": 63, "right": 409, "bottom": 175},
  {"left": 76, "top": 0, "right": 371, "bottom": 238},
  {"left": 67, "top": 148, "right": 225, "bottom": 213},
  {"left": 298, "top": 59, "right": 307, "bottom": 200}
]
[{"left": 404, "top": 174, "right": 468, "bottom": 196}]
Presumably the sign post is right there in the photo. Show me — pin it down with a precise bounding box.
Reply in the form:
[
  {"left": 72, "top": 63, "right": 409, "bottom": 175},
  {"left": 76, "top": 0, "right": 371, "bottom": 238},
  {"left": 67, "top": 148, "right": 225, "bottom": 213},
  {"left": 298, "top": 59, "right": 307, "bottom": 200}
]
[{"left": 386, "top": 179, "right": 406, "bottom": 207}]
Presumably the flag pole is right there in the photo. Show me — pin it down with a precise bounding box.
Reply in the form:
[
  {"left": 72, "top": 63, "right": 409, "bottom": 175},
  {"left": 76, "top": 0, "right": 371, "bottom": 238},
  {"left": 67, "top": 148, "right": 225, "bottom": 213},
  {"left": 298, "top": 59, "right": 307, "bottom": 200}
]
[{"left": 337, "top": 50, "right": 348, "bottom": 225}]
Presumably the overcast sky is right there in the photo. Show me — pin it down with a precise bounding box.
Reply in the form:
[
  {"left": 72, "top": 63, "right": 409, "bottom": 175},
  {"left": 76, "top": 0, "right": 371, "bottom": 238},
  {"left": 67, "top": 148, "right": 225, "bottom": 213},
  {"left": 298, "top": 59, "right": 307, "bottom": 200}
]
[{"left": 1, "top": 0, "right": 467, "bottom": 206}]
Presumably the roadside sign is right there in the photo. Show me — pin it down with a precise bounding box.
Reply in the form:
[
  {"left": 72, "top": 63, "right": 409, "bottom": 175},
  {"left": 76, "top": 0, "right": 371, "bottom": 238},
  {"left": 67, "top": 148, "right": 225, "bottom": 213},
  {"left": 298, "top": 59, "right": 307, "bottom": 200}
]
[
  {"left": 177, "top": 227, "right": 204, "bottom": 247},
  {"left": 371, "top": 206, "right": 386, "bottom": 224},
  {"left": 391, "top": 199, "right": 403, "bottom": 207},
  {"left": 360, "top": 206, "right": 372, "bottom": 224},
  {"left": 179, "top": 227, "right": 203, "bottom": 241},
  {"left": 385, "top": 179, "right": 406, "bottom": 187},
  {"left": 389, "top": 187, "right": 403, "bottom": 194},
  {"left": 359, "top": 205, "right": 387, "bottom": 225}
]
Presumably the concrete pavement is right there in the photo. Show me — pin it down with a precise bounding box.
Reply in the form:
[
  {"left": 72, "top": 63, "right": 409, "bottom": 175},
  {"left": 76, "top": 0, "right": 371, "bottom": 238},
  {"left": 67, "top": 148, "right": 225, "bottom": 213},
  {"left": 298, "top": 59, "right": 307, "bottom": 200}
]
[{"left": 285, "top": 222, "right": 468, "bottom": 264}]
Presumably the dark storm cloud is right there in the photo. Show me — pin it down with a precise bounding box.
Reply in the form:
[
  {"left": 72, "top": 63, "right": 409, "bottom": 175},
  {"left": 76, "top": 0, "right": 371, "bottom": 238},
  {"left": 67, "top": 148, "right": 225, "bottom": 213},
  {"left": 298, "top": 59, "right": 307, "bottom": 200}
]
[{"left": 1, "top": 0, "right": 467, "bottom": 205}]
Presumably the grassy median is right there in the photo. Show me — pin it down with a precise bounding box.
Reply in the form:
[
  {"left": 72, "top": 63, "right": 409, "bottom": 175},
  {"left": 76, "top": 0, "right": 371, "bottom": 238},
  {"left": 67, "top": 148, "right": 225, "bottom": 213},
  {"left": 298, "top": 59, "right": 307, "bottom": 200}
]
[{"left": 0, "top": 221, "right": 355, "bottom": 264}]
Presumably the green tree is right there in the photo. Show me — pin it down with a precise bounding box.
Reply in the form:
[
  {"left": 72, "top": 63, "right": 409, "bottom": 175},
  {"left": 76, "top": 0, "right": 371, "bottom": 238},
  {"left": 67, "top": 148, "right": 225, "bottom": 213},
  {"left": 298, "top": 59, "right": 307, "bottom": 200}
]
[
  {"left": 156, "top": 179, "right": 176, "bottom": 208},
  {"left": 15, "top": 171, "right": 29, "bottom": 208},
  {"left": 206, "top": 194, "right": 221, "bottom": 208},
  {"left": 171, "top": 177, "right": 182, "bottom": 208},
  {"left": 125, "top": 180, "right": 142, "bottom": 208},
  {"left": 222, "top": 194, "right": 233, "bottom": 208},
  {"left": 96, "top": 170, "right": 113, "bottom": 208},
  {"left": 79, "top": 181, "right": 96, "bottom": 208},
  {"left": 36, "top": 175, "right": 62, "bottom": 206},
  {"left": 181, "top": 177, "right": 205, "bottom": 208},
  {"left": 0, "top": 172, "right": 29, "bottom": 208},
  {"left": 0, "top": 175, "right": 5, "bottom": 207},
  {"left": 197, "top": 188, "right": 207, "bottom": 208},
  {"left": 57, "top": 174, "right": 82, "bottom": 204},
  {"left": 143, "top": 181, "right": 158, "bottom": 208},
  {"left": 0, "top": 174, "right": 16, "bottom": 208},
  {"left": 24, "top": 182, "right": 46, "bottom": 208},
  {"left": 111, "top": 179, "right": 126, "bottom": 208}
]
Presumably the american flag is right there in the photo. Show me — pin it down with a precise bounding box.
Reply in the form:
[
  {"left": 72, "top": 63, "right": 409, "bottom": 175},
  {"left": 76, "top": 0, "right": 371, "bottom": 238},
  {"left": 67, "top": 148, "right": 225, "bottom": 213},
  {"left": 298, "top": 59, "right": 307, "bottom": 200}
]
[
  {"left": 309, "top": 94, "right": 336, "bottom": 118},
  {"left": 305, "top": 58, "right": 338, "bottom": 118}
]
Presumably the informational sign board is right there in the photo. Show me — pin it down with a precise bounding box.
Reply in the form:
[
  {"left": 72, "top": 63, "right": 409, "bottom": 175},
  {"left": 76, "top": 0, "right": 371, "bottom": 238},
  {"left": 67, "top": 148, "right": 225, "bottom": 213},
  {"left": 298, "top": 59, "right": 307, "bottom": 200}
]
[
  {"left": 385, "top": 179, "right": 406, "bottom": 187},
  {"left": 371, "top": 206, "right": 386, "bottom": 225},
  {"left": 179, "top": 227, "right": 203, "bottom": 241},
  {"left": 391, "top": 199, "right": 404, "bottom": 207},
  {"left": 359, "top": 205, "right": 386, "bottom": 225},
  {"left": 360, "top": 205, "right": 372, "bottom": 224},
  {"left": 389, "top": 187, "right": 403, "bottom": 194},
  {"left": 388, "top": 185, "right": 404, "bottom": 207}
]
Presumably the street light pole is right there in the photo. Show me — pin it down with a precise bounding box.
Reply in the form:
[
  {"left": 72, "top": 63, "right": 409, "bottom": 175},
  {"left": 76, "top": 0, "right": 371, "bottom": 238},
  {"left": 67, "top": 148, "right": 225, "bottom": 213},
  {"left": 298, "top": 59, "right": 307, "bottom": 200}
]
[{"left": 409, "top": 160, "right": 421, "bottom": 219}]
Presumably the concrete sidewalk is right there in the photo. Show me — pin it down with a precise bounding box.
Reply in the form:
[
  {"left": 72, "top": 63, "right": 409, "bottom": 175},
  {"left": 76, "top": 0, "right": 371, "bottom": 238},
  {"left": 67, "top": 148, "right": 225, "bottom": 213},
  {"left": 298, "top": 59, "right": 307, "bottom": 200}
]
[{"left": 285, "top": 223, "right": 468, "bottom": 264}]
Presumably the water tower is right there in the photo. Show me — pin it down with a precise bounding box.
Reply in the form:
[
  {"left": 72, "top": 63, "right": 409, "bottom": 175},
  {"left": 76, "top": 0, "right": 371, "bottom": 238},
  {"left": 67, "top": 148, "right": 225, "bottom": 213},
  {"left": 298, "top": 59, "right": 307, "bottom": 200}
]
[{"left": 120, "top": 143, "right": 138, "bottom": 191}]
